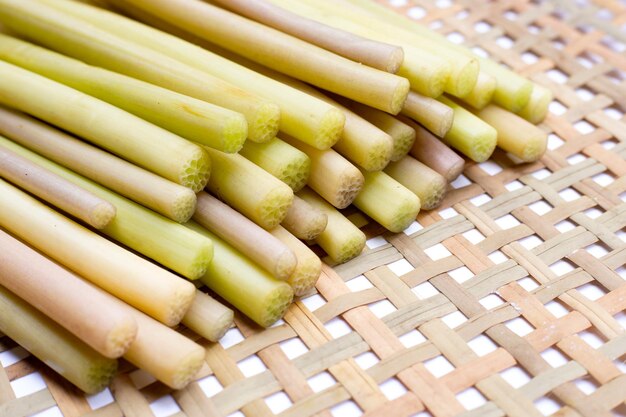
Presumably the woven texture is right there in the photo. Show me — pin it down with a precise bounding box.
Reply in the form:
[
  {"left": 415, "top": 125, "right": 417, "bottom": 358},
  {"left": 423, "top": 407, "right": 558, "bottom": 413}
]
[{"left": 2, "top": 0, "right": 626, "bottom": 416}]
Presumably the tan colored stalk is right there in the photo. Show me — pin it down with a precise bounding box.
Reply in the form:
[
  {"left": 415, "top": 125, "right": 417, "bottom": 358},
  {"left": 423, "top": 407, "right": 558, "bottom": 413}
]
[
  {"left": 282, "top": 135, "right": 364, "bottom": 209},
  {"left": 182, "top": 290, "right": 234, "bottom": 342},
  {"left": 297, "top": 187, "right": 366, "bottom": 264},
  {"left": 0, "top": 59, "right": 210, "bottom": 191},
  {"left": 0, "top": 178, "right": 196, "bottom": 327},
  {"left": 340, "top": 0, "right": 533, "bottom": 110},
  {"left": 460, "top": 71, "right": 497, "bottom": 110},
  {"left": 124, "top": 309, "right": 205, "bottom": 390},
  {"left": 517, "top": 83, "right": 553, "bottom": 124},
  {"left": 193, "top": 192, "right": 296, "bottom": 280},
  {"left": 0, "top": 106, "right": 196, "bottom": 223},
  {"left": 212, "top": 0, "right": 403, "bottom": 73},
  {"left": 204, "top": 147, "right": 294, "bottom": 230},
  {"left": 0, "top": 285, "right": 118, "bottom": 394},
  {"left": 112, "top": 0, "right": 410, "bottom": 114},
  {"left": 347, "top": 102, "right": 416, "bottom": 161},
  {"left": 1, "top": 138, "right": 213, "bottom": 281},
  {"left": 281, "top": 195, "right": 328, "bottom": 241},
  {"left": 401, "top": 91, "right": 454, "bottom": 138},
  {"left": 474, "top": 104, "right": 548, "bottom": 162},
  {"left": 0, "top": 34, "right": 247, "bottom": 153},
  {"left": 0, "top": 146, "right": 115, "bottom": 229},
  {"left": 54, "top": 0, "right": 344, "bottom": 151},
  {"left": 401, "top": 116, "right": 465, "bottom": 182},
  {"left": 354, "top": 170, "right": 421, "bottom": 233},
  {"left": 270, "top": 226, "right": 322, "bottom": 296},
  {"left": 7, "top": 0, "right": 279, "bottom": 143},
  {"left": 188, "top": 222, "right": 294, "bottom": 327},
  {"left": 0, "top": 230, "right": 137, "bottom": 358},
  {"left": 385, "top": 156, "right": 448, "bottom": 210},
  {"left": 267, "top": 0, "right": 463, "bottom": 98},
  {"left": 239, "top": 138, "right": 311, "bottom": 192},
  {"left": 439, "top": 97, "right": 498, "bottom": 163}
]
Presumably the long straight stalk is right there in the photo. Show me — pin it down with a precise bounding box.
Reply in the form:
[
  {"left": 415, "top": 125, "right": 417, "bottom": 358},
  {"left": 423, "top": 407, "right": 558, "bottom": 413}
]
[
  {"left": 53, "top": 0, "right": 344, "bottom": 151},
  {"left": 124, "top": 308, "right": 205, "bottom": 390},
  {"left": 282, "top": 135, "right": 364, "bottom": 209},
  {"left": 0, "top": 178, "right": 196, "bottom": 327},
  {"left": 0, "top": 34, "right": 247, "bottom": 153},
  {"left": 0, "top": 230, "right": 137, "bottom": 359},
  {"left": 297, "top": 187, "right": 366, "bottom": 264},
  {"left": 348, "top": 102, "right": 416, "bottom": 161},
  {"left": 182, "top": 290, "right": 234, "bottom": 342},
  {"left": 438, "top": 96, "right": 498, "bottom": 163},
  {"left": 4, "top": 0, "right": 279, "bottom": 143},
  {"left": 0, "top": 285, "right": 118, "bottom": 394},
  {"left": 474, "top": 104, "right": 548, "bottom": 162},
  {"left": 385, "top": 156, "right": 448, "bottom": 210},
  {"left": 193, "top": 192, "right": 296, "bottom": 281},
  {"left": 354, "top": 170, "right": 421, "bottom": 233},
  {"left": 340, "top": 0, "right": 533, "bottom": 111},
  {"left": 239, "top": 138, "right": 311, "bottom": 192},
  {"left": 204, "top": 147, "right": 294, "bottom": 230},
  {"left": 1, "top": 138, "right": 214, "bottom": 281},
  {"left": 212, "top": 0, "right": 403, "bottom": 73},
  {"left": 517, "top": 83, "right": 553, "bottom": 124},
  {"left": 113, "top": 0, "right": 410, "bottom": 114},
  {"left": 0, "top": 146, "right": 115, "bottom": 229},
  {"left": 187, "top": 222, "right": 294, "bottom": 328},
  {"left": 0, "top": 59, "right": 210, "bottom": 191},
  {"left": 0, "top": 106, "right": 197, "bottom": 223},
  {"left": 270, "top": 226, "right": 322, "bottom": 296},
  {"left": 281, "top": 195, "right": 328, "bottom": 241},
  {"left": 401, "top": 116, "right": 465, "bottom": 182},
  {"left": 459, "top": 71, "right": 497, "bottom": 110},
  {"left": 401, "top": 91, "right": 454, "bottom": 138}
]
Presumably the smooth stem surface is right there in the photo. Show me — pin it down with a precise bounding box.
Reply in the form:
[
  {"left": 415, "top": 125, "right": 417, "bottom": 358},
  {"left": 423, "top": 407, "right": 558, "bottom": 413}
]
[
  {"left": 0, "top": 230, "right": 137, "bottom": 359},
  {"left": 193, "top": 192, "right": 296, "bottom": 281},
  {"left": 282, "top": 135, "right": 364, "bottom": 209},
  {"left": 118, "top": 0, "right": 410, "bottom": 114},
  {"left": 0, "top": 34, "right": 247, "bottom": 152},
  {"left": 439, "top": 96, "right": 498, "bottom": 163},
  {"left": 0, "top": 285, "right": 118, "bottom": 394},
  {"left": 348, "top": 101, "right": 416, "bottom": 161},
  {"left": 271, "top": 226, "right": 322, "bottom": 296},
  {"left": 385, "top": 156, "right": 448, "bottom": 210},
  {"left": 182, "top": 290, "right": 234, "bottom": 342},
  {"left": 401, "top": 91, "right": 454, "bottom": 138},
  {"left": 124, "top": 308, "right": 205, "bottom": 390},
  {"left": 281, "top": 195, "right": 328, "bottom": 241},
  {"left": 298, "top": 187, "right": 366, "bottom": 264},
  {"left": 61, "top": 0, "right": 344, "bottom": 150},
  {"left": 459, "top": 71, "right": 497, "bottom": 110},
  {"left": 0, "top": 178, "right": 196, "bottom": 327},
  {"left": 188, "top": 222, "right": 294, "bottom": 328},
  {"left": 0, "top": 106, "right": 197, "bottom": 223},
  {"left": 475, "top": 104, "right": 548, "bottom": 162},
  {"left": 213, "top": 0, "right": 403, "bottom": 73},
  {"left": 1, "top": 138, "right": 214, "bottom": 281},
  {"left": 240, "top": 138, "right": 311, "bottom": 192},
  {"left": 354, "top": 170, "right": 421, "bottom": 233},
  {"left": 0, "top": 146, "right": 115, "bottom": 229},
  {"left": 204, "top": 147, "right": 294, "bottom": 230},
  {"left": 0, "top": 60, "right": 210, "bottom": 191},
  {"left": 402, "top": 116, "right": 465, "bottom": 182},
  {"left": 16, "top": 0, "right": 279, "bottom": 143},
  {"left": 517, "top": 83, "right": 553, "bottom": 124}
]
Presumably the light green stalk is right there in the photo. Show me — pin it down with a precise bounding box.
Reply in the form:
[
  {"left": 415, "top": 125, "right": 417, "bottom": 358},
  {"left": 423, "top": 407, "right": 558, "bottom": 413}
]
[
  {"left": 385, "top": 156, "right": 447, "bottom": 210},
  {"left": 401, "top": 91, "right": 454, "bottom": 138},
  {"left": 459, "top": 71, "right": 497, "bottom": 110},
  {"left": 182, "top": 290, "right": 234, "bottom": 342},
  {"left": 517, "top": 83, "right": 553, "bottom": 124},
  {"left": 239, "top": 138, "right": 311, "bottom": 192},
  {"left": 0, "top": 285, "right": 118, "bottom": 394},
  {"left": 188, "top": 222, "right": 294, "bottom": 328},
  {"left": 0, "top": 137, "right": 213, "bottom": 281}
]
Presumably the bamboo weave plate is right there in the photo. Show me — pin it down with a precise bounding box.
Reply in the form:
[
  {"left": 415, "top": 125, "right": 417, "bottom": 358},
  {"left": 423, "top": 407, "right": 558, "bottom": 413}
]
[{"left": 2, "top": 0, "right": 626, "bottom": 416}]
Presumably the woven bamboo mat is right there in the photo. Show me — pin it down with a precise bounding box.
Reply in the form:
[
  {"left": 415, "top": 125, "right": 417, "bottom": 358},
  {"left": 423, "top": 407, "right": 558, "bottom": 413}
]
[{"left": 2, "top": 0, "right": 626, "bottom": 416}]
